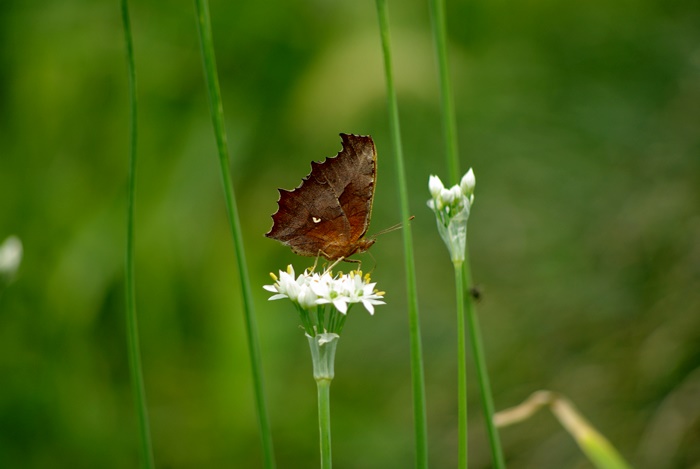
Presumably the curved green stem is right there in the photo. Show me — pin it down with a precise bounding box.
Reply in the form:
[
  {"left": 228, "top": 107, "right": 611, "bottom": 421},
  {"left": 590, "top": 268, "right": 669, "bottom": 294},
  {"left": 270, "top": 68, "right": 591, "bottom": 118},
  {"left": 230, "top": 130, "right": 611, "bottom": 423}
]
[
  {"left": 193, "top": 1, "right": 275, "bottom": 467},
  {"left": 121, "top": 1, "right": 155, "bottom": 467},
  {"left": 375, "top": 1, "right": 429, "bottom": 467},
  {"left": 463, "top": 246, "right": 505, "bottom": 468}
]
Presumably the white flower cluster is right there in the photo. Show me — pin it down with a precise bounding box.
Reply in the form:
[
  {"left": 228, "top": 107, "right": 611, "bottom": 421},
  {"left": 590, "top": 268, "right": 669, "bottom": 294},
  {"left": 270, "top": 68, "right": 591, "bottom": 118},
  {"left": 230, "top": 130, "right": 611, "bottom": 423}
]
[
  {"left": 427, "top": 169, "right": 476, "bottom": 263},
  {"left": 264, "top": 265, "right": 385, "bottom": 315},
  {"left": 427, "top": 169, "right": 475, "bottom": 215}
]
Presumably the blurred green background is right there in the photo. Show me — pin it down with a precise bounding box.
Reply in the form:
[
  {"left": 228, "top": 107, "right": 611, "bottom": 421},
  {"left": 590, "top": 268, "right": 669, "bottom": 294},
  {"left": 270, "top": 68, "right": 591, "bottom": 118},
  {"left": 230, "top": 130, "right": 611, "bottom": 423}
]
[{"left": 1, "top": 0, "right": 699, "bottom": 467}]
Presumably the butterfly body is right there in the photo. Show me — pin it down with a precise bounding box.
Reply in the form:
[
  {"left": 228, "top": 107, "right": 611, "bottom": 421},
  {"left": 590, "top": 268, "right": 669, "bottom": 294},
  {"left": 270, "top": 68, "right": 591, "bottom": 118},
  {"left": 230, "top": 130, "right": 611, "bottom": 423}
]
[{"left": 266, "top": 134, "right": 377, "bottom": 261}]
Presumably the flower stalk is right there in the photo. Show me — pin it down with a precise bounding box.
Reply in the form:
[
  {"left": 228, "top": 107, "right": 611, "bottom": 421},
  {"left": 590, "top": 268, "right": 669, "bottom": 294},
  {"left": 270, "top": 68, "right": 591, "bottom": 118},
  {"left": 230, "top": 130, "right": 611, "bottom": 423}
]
[
  {"left": 454, "top": 261, "right": 468, "bottom": 469},
  {"left": 428, "top": 172, "right": 474, "bottom": 468},
  {"left": 309, "top": 334, "right": 339, "bottom": 469},
  {"left": 265, "top": 266, "right": 384, "bottom": 469},
  {"left": 374, "top": 1, "right": 429, "bottom": 466},
  {"left": 463, "top": 257, "right": 505, "bottom": 468},
  {"left": 120, "top": 1, "right": 155, "bottom": 466},
  {"left": 426, "top": 0, "right": 507, "bottom": 464},
  {"left": 193, "top": 1, "right": 275, "bottom": 466},
  {"left": 428, "top": 171, "right": 505, "bottom": 468}
]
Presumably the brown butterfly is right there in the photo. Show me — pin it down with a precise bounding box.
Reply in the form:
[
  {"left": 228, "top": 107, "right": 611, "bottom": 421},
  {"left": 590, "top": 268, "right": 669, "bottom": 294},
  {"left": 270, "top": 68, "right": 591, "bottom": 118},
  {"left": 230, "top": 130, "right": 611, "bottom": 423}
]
[{"left": 265, "top": 133, "right": 377, "bottom": 261}]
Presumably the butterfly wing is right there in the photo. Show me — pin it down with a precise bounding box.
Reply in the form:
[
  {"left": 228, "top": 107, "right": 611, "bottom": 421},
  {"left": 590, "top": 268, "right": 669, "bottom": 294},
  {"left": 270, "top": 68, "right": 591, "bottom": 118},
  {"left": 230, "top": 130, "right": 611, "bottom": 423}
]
[{"left": 266, "top": 134, "right": 376, "bottom": 259}]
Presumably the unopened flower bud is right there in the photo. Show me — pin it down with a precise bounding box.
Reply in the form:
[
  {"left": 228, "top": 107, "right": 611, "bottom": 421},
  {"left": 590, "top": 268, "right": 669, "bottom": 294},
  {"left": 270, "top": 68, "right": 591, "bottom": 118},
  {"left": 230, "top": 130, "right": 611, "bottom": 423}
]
[
  {"left": 429, "top": 175, "right": 444, "bottom": 199},
  {"left": 449, "top": 185, "right": 462, "bottom": 203},
  {"left": 460, "top": 168, "right": 475, "bottom": 196},
  {"left": 441, "top": 187, "right": 454, "bottom": 204}
]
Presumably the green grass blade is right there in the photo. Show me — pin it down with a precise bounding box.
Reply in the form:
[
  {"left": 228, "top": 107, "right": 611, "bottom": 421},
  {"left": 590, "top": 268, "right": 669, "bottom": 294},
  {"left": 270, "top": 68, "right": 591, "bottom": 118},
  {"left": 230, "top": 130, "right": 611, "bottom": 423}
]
[
  {"left": 120, "top": 1, "right": 156, "bottom": 467},
  {"left": 462, "top": 250, "right": 506, "bottom": 468},
  {"left": 375, "top": 1, "right": 429, "bottom": 467},
  {"left": 428, "top": 0, "right": 460, "bottom": 184},
  {"left": 193, "top": 1, "right": 276, "bottom": 467}
]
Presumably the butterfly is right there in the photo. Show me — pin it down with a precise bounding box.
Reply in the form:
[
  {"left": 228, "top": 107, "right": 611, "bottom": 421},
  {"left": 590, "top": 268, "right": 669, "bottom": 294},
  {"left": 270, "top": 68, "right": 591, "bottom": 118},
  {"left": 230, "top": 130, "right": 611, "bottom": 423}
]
[{"left": 265, "top": 133, "right": 377, "bottom": 261}]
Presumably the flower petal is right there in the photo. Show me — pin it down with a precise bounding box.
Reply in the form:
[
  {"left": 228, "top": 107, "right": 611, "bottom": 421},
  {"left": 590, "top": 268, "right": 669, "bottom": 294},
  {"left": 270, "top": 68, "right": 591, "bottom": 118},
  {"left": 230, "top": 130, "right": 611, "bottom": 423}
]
[{"left": 333, "top": 298, "right": 348, "bottom": 314}]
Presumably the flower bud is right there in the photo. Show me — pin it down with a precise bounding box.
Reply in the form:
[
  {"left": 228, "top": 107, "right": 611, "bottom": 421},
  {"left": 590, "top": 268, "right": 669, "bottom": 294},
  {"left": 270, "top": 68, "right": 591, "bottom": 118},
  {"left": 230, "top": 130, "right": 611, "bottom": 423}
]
[
  {"left": 460, "top": 168, "right": 475, "bottom": 196},
  {"left": 297, "top": 285, "right": 318, "bottom": 309},
  {"left": 429, "top": 175, "right": 444, "bottom": 199},
  {"left": 440, "top": 187, "right": 454, "bottom": 204},
  {"left": 450, "top": 185, "right": 462, "bottom": 203}
]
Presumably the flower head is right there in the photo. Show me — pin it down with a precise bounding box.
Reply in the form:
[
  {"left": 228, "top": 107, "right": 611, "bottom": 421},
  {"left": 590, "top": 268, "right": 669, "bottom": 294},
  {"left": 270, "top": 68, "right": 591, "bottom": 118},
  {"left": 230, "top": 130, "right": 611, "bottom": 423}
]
[
  {"left": 264, "top": 266, "right": 385, "bottom": 335},
  {"left": 311, "top": 270, "right": 385, "bottom": 315},
  {"left": 427, "top": 170, "right": 476, "bottom": 263}
]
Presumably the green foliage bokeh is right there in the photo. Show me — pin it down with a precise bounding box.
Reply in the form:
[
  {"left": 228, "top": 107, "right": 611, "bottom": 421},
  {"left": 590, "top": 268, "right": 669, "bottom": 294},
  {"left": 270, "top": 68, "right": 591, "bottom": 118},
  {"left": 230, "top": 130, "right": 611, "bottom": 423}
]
[{"left": 1, "top": 0, "right": 699, "bottom": 467}]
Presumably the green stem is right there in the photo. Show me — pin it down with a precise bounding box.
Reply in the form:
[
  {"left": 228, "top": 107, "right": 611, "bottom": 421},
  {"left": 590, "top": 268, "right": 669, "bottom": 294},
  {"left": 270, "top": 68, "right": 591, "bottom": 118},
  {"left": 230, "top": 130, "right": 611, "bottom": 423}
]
[
  {"left": 427, "top": 0, "right": 506, "bottom": 465},
  {"left": 428, "top": 0, "right": 460, "bottom": 184},
  {"left": 454, "top": 262, "right": 468, "bottom": 469},
  {"left": 308, "top": 335, "right": 338, "bottom": 468},
  {"left": 463, "top": 247, "right": 506, "bottom": 468},
  {"left": 375, "top": 1, "right": 429, "bottom": 467},
  {"left": 193, "top": 1, "right": 275, "bottom": 467},
  {"left": 120, "top": 1, "right": 155, "bottom": 468},
  {"left": 317, "top": 379, "right": 333, "bottom": 469}
]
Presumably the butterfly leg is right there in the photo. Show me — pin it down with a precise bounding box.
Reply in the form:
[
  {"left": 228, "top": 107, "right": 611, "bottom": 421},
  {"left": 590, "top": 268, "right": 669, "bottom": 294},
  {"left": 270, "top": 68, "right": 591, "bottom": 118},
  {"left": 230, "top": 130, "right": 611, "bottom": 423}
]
[
  {"left": 323, "top": 256, "right": 346, "bottom": 274},
  {"left": 341, "top": 257, "right": 363, "bottom": 273},
  {"left": 310, "top": 252, "right": 324, "bottom": 273},
  {"left": 361, "top": 251, "right": 377, "bottom": 274}
]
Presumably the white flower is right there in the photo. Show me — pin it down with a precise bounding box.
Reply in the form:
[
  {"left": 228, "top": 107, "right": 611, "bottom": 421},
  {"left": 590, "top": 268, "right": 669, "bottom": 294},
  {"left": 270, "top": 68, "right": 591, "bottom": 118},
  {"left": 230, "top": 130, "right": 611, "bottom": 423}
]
[
  {"left": 296, "top": 284, "right": 319, "bottom": 309},
  {"left": 313, "top": 270, "right": 386, "bottom": 315},
  {"left": 449, "top": 185, "right": 462, "bottom": 203},
  {"left": 429, "top": 175, "right": 444, "bottom": 199},
  {"left": 460, "top": 168, "right": 475, "bottom": 196},
  {"left": 266, "top": 266, "right": 385, "bottom": 319},
  {"left": 342, "top": 271, "right": 386, "bottom": 315},
  {"left": 264, "top": 265, "right": 309, "bottom": 303},
  {"left": 440, "top": 187, "right": 455, "bottom": 204},
  {"left": 312, "top": 272, "right": 350, "bottom": 313}
]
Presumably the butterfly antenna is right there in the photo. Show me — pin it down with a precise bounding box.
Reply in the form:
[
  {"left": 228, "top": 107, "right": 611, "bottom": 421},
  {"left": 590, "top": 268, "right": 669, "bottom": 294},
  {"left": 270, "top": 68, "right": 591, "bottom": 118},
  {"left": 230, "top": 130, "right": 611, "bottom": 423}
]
[{"left": 373, "top": 215, "right": 415, "bottom": 237}]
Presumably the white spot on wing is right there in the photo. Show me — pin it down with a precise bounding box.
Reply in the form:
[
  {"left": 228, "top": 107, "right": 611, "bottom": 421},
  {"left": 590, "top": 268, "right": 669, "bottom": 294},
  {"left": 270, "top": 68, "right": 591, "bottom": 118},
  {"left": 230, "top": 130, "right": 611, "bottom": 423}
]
[{"left": 312, "top": 216, "right": 321, "bottom": 223}]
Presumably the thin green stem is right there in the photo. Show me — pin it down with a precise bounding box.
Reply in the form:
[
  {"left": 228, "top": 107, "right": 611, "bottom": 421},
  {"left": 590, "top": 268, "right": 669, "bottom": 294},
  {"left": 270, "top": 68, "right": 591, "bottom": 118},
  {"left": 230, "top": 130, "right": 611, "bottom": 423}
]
[
  {"left": 427, "top": 0, "right": 506, "bottom": 465},
  {"left": 193, "top": 1, "right": 275, "bottom": 467},
  {"left": 121, "top": 1, "right": 155, "bottom": 468},
  {"left": 454, "top": 262, "right": 468, "bottom": 469},
  {"left": 317, "top": 379, "right": 333, "bottom": 469},
  {"left": 375, "top": 1, "right": 429, "bottom": 467},
  {"left": 463, "top": 246, "right": 506, "bottom": 469},
  {"left": 428, "top": 0, "right": 460, "bottom": 184}
]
